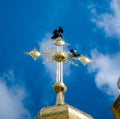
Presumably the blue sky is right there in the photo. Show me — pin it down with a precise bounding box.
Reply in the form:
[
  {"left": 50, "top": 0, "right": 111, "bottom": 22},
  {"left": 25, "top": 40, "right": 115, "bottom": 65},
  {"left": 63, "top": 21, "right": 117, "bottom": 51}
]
[{"left": 0, "top": 0, "right": 120, "bottom": 119}]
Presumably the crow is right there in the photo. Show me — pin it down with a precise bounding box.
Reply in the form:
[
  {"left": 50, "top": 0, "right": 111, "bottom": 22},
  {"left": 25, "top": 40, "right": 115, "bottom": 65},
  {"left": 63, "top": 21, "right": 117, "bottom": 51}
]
[
  {"left": 70, "top": 49, "right": 81, "bottom": 57},
  {"left": 51, "top": 27, "right": 63, "bottom": 39}
]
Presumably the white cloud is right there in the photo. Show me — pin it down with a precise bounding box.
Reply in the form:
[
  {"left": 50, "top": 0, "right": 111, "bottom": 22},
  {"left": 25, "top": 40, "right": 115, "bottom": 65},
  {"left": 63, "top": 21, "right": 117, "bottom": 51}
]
[
  {"left": 88, "top": 50, "right": 120, "bottom": 97},
  {"left": 0, "top": 70, "right": 31, "bottom": 119},
  {"left": 38, "top": 33, "right": 71, "bottom": 83},
  {"left": 38, "top": 33, "right": 56, "bottom": 82},
  {"left": 91, "top": 0, "right": 120, "bottom": 41},
  {"left": 88, "top": 0, "right": 120, "bottom": 98}
]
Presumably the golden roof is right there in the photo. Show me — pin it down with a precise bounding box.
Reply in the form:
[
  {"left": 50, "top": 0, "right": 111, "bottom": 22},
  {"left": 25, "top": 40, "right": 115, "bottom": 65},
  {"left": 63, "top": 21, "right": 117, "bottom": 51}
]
[{"left": 36, "top": 104, "right": 93, "bottom": 119}]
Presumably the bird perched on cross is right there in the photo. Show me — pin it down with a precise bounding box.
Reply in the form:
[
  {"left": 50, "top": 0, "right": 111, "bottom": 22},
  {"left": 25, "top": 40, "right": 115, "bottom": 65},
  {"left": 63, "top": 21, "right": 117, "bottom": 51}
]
[{"left": 51, "top": 27, "right": 64, "bottom": 39}]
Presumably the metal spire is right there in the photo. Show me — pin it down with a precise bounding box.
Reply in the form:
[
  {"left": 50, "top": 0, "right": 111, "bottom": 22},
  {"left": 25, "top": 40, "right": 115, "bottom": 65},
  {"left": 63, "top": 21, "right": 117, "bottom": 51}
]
[{"left": 25, "top": 27, "right": 93, "bottom": 105}]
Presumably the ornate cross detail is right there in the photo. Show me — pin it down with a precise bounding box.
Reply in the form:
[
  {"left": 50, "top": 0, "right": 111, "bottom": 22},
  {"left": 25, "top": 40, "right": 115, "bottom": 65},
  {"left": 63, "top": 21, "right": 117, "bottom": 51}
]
[{"left": 25, "top": 27, "right": 93, "bottom": 105}]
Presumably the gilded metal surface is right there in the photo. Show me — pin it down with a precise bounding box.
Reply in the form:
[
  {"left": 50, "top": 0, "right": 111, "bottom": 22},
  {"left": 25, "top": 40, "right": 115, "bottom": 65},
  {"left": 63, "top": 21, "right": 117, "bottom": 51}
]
[
  {"left": 79, "top": 55, "right": 93, "bottom": 65},
  {"left": 53, "top": 53, "right": 67, "bottom": 62},
  {"left": 25, "top": 48, "right": 41, "bottom": 60},
  {"left": 53, "top": 82, "right": 67, "bottom": 105},
  {"left": 53, "top": 82, "right": 67, "bottom": 93},
  {"left": 52, "top": 38, "right": 66, "bottom": 46},
  {"left": 112, "top": 95, "right": 120, "bottom": 119},
  {"left": 69, "top": 55, "right": 93, "bottom": 65},
  {"left": 36, "top": 104, "right": 93, "bottom": 119}
]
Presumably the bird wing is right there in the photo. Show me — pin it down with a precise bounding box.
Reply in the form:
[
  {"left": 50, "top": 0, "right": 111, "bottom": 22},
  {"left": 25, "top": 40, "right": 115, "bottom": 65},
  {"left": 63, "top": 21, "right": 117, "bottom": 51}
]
[{"left": 58, "top": 27, "right": 63, "bottom": 33}]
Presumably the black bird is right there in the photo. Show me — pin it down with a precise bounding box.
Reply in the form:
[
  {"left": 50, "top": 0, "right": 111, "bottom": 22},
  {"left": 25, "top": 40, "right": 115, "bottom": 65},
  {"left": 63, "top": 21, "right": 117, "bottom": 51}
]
[
  {"left": 51, "top": 27, "right": 63, "bottom": 39},
  {"left": 70, "top": 49, "right": 81, "bottom": 57}
]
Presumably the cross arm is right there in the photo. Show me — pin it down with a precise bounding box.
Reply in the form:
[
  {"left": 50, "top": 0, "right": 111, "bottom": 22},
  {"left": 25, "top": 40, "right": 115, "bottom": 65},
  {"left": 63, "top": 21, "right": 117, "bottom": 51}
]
[
  {"left": 25, "top": 48, "right": 52, "bottom": 60},
  {"left": 68, "top": 55, "right": 94, "bottom": 65}
]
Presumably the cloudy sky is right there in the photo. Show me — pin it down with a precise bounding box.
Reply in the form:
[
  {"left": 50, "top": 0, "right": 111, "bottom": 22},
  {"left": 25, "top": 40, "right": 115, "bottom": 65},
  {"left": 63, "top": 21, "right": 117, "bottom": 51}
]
[{"left": 0, "top": 0, "right": 120, "bottom": 119}]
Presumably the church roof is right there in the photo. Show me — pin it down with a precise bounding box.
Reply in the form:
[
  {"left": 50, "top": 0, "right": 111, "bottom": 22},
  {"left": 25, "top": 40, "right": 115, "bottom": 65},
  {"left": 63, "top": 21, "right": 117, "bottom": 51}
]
[{"left": 36, "top": 104, "right": 93, "bottom": 119}]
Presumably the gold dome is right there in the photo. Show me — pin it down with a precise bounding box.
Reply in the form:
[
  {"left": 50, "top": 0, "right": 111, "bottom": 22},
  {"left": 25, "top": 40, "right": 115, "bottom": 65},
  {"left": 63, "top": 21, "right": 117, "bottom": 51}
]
[{"left": 36, "top": 104, "right": 93, "bottom": 119}]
